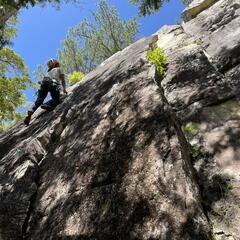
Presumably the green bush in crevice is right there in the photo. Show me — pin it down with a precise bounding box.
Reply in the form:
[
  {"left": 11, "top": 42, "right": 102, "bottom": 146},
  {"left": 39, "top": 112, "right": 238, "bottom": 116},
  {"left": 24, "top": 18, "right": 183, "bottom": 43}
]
[
  {"left": 181, "top": 122, "right": 200, "bottom": 137},
  {"left": 69, "top": 71, "right": 85, "bottom": 86},
  {"left": 146, "top": 48, "right": 168, "bottom": 78}
]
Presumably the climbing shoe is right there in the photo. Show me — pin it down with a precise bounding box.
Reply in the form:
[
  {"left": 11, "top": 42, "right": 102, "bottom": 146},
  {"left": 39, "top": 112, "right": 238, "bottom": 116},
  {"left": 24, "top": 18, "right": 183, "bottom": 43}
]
[{"left": 24, "top": 111, "right": 33, "bottom": 126}]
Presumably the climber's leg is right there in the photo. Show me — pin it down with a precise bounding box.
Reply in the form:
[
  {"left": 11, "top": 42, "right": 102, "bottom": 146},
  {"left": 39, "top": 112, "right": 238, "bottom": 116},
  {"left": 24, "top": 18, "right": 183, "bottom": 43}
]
[
  {"left": 24, "top": 84, "right": 49, "bottom": 125},
  {"left": 31, "top": 83, "right": 49, "bottom": 112},
  {"left": 42, "top": 83, "right": 61, "bottom": 110}
]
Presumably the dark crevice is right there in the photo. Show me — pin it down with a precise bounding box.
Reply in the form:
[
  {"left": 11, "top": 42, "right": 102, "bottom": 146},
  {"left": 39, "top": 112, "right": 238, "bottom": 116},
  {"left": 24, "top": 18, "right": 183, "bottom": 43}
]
[
  {"left": 182, "top": 25, "right": 240, "bottom": 75},
  {"left": 151, "top": 61, "right": 236, "bottom": 238},
  {"left": 150, "top": 65, "right": 213, "bottom": 236},
  {"left": 204, "top": 95, "right": 236, "bottom": 107},
  {"left": 21, "top": 167, "right": 40, "bottom": 239},
  {"left": 162, "top": 148, "right": 171, "bottom": 177},
  {"left": 152, "top": 70, "right": 198, "bottom": 183},
  {"left": 220, "top": 60, "right": 240, "bottom": 74},
  {"left": 201, "top": 45, "right": 240, "bottom": 75},
  {"left": 218, "top": 51, "right": 240, "bottom": 74},
  {"left": 177, "top": 93, "right": 236, "bottom": 113},
  {"left": 21, "top": 109, "right": 70, "bottom": 239}
]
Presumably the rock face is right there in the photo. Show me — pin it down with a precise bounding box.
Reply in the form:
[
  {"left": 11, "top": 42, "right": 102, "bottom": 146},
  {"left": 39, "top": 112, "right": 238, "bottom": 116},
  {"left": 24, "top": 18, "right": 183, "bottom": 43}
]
[
  {"left": 0, "top": 0, "right": 239, "bottom": 239},
  {"left": 0, "top": 38, "right": 209, "bottom": 240},
  {"left": 183, "top": 0, "right": 240, "bottom": 72},
  {"left": 157, "top": 0, "right": 240, "bottom": 238}
]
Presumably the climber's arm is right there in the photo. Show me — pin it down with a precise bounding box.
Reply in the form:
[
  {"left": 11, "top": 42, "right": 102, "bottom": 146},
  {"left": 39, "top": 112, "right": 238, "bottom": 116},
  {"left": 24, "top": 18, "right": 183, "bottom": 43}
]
[{"left": 60, "top": 73, "right": 67, "bottom": 94}]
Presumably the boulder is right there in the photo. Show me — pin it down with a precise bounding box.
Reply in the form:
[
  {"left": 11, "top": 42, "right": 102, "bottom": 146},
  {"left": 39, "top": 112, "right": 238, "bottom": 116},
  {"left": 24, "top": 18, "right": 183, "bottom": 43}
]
[
  {"left": 0, "top": 37, "right": 210, "bottom": 239},
  {"left": 154, "top": 1, "right": 240, "bottom": 237},
  {"left": 1, "top": 0, "right": 240, "bottom": 238}
]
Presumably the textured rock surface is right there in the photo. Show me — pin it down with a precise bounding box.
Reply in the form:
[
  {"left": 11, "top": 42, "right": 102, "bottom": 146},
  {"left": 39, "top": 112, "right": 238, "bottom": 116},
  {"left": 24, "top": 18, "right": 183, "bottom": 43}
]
[
  {"left": 182, "top": 0, "right": 218, "bottom": 22},
  {"left": 0, "top": 38, "right": 209, "bottom": 239},
  {"left": 0, "top": 0, "right": 240, "bottom": 239},
  {"left": 183, "top": 0, "right": 240, "bottom": 72},
  {"left": 160, "top": 0, "right": 240, "bottom": 239}
]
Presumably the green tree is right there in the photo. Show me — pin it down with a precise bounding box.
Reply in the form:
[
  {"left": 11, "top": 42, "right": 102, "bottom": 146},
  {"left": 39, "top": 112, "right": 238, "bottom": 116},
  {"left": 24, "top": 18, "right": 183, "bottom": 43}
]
[
  {"left": 0, "top": 112, "right": 25, "bottom": 132},
  {"left": 58, "top": 35, "right": 85, "bottom": 74},
  {"left": 33, "top": 64, "right": 47, "bottom": 82},
  {"left": 58, "top": 0, "right": 139, "bottom": 74},
  {"left": 0, "top": 0, "right": 79, "bottom": 46},
  {"left": 0, "top": 16, "right": 18, "bottom": 48},
  {"left": 0, "top": 17, "right": 30, "bottom": 130},
  {"left": 130, "top": 0, "right": 193, "bottom": 16},
  {"left": 1, "top": 0, "right": 77, "bottom": 9},
  {"left": 0, "top": 0, "right": 80, "bottom": 26}
]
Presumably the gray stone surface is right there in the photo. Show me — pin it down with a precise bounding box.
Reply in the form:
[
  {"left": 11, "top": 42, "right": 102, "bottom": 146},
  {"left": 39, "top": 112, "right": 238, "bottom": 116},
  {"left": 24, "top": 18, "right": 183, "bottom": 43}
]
[
  {"left": 1, "top": 0, "right": 240, "bottom": 238},
  {"left": 0, "top": 37, "right": 210, "bottom": 239},
  {"left": 154, "top": 2, "right": 240, "bottom": 238},
  {"left": 182, "top": 0, "right": 219, "bottom": 22},
  {"left": 156, "top": 25, "right": 236, "bottom": 117},
  {"left": 182, "top": 0, "right": 240, "bottom": 72},
  {"left": 181, "top": 99, "right": 240, "bottom": 240}
]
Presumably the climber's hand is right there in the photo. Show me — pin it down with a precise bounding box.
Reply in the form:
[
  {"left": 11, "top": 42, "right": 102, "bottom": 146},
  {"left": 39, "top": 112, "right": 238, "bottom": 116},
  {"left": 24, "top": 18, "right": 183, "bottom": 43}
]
[{"left": 63, "top": 89, "right": 68, "bottom": 95}]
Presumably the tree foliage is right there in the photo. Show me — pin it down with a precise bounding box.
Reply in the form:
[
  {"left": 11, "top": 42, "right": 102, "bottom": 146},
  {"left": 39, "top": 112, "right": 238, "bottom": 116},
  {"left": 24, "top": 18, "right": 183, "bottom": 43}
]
[
  {"left": 0, "top": 16, "right": 18, "bottom": 48},
  {"left": 0, "top": 112, "right": 25, "bottom": 132},
  {"left": 58, "top": 35, "right": 85, "bottom": 74},
  {"left": 0, "top": 48, "right": 30, "bottom": 121},
  {"left": 0, "top": 0, "right": 78, "bottom": 9},
  {"left": 130, "top": 0, "right": 163, "bottom": 16},
  {"left": 33, "top": 64, "right": 47, "bottom": 82},
  {"left": 130, "top": 0, "right": 193, "bottom": 16},
  {"left": 0, "top": 17, "right": 30, "bottom": 129},
  {"left": 58, "top": 0, "right": 139, "bottom": 74},
  {"left": 0, "top": 0, "right": 79, "bottom": 45}
]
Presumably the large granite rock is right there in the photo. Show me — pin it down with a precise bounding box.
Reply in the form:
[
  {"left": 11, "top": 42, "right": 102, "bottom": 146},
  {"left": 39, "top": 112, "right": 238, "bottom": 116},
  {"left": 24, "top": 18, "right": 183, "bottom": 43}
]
[
  {"left": 0, "top": 0, "right": 240, "bottom": 239},
  {"left": 157, "top": 0, "right": 240, "bottom": 239},
  {"left": 0, "top": 37, "right": 210, "bottom": 239}
]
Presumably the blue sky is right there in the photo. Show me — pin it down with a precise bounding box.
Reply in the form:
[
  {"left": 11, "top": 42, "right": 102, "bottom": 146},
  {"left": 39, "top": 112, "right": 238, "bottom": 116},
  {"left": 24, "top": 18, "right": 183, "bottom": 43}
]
[{"left": 13, "top": 0, "right": 185, "bottom": 103}]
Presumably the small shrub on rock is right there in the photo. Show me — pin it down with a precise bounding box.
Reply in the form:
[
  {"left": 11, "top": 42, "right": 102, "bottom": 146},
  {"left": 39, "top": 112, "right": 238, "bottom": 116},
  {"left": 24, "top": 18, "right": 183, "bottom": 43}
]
[
  {"left": 146, "top": 48, "right": 167, "bottom": 78},
  {"left": 69, "top": 71, "right": 85, "bottom": 86}
]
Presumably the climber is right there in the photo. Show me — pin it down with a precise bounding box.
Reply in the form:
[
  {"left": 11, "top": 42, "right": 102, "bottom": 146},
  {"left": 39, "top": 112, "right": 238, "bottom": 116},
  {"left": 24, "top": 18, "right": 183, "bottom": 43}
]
[{"left": 24, "top": 59, "right": 68, "bottom": 125}]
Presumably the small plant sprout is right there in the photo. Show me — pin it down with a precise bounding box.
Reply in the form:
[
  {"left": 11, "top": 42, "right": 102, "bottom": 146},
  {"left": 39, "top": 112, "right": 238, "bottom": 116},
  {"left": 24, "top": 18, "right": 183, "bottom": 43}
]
[{"left": 146, "top": 48, "right": 168, "bottom": 78}]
